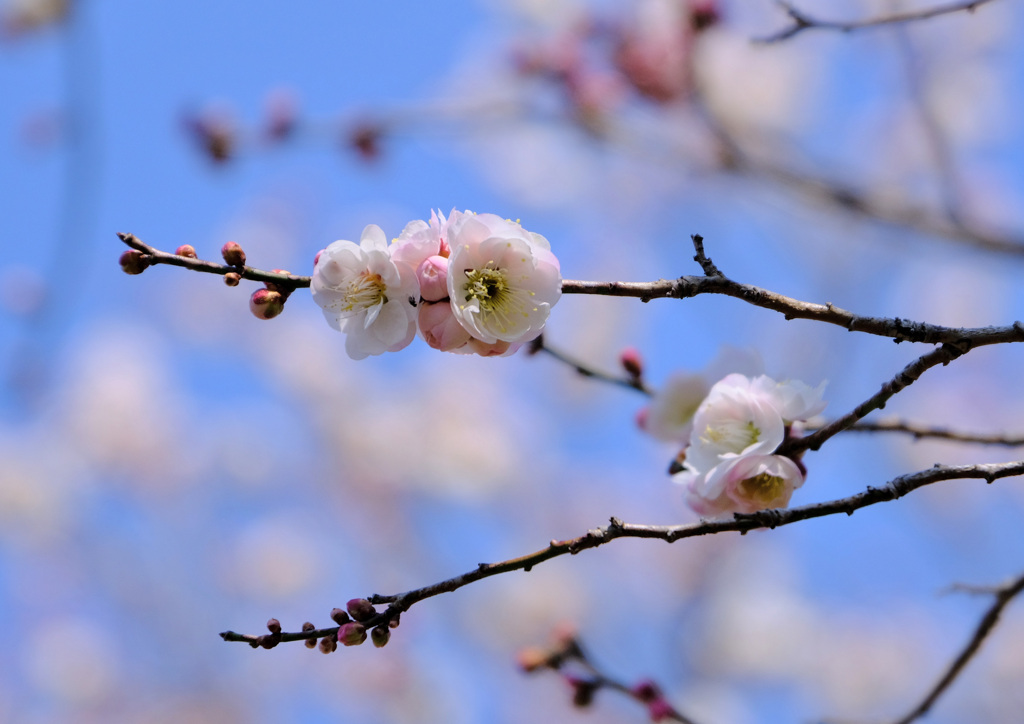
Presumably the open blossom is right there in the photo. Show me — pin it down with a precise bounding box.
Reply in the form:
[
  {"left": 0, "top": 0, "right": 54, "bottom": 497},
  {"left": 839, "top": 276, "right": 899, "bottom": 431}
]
[
  {"left": 311, "top": 224, "right": 419, "bottom": 360},
  {"left": 683, "top": 454, "right": 804, "bottom": 518},
  {"left": 446, "top": 213, "right": 561, "bottom": 345},
  {"left": 673, "top": 372, "right": 826, "bottom": 519}
]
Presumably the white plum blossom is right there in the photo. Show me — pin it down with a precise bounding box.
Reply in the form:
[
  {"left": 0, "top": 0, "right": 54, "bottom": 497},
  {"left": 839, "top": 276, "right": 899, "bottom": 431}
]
[
  {"left": 446, "top": 212, "right": 562, "bottom": 345},
  {"left": 684, "top": 454, "right": 805, "bottom": 519},
  {"left": 672, "top": 372, "right": 826, "bottom": 519},
  {"left": 311, "top": 224, "right": 419, "bottom": 360}
]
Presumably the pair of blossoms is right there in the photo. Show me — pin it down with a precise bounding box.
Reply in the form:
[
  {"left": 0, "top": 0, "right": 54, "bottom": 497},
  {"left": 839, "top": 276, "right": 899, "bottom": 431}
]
[
  {"left": 311, "top": 210, "right": 561, "bottom": 360},
  {"left": 641, "top": 363, "right": 826, "bottom": 519}
]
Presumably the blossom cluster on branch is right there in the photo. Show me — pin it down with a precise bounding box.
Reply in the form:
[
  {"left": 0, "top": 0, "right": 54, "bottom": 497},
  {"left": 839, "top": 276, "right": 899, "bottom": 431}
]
[{"left": 311, "top": 210, "right": 562, "bottom": 359}]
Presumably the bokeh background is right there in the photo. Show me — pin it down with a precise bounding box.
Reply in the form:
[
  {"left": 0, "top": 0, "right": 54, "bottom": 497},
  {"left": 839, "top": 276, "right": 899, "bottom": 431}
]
[{"left": 2, "top": 0, "right": 1024, "bottom": 722}]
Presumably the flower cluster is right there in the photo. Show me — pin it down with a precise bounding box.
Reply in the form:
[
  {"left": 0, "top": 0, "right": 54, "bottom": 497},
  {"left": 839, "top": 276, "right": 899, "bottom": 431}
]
[
  {"left": 653, "top": 372, "right": 826, "bottom": 519},
  {"left": 311, "top": 211, "right": 562, "bottom": 360}
]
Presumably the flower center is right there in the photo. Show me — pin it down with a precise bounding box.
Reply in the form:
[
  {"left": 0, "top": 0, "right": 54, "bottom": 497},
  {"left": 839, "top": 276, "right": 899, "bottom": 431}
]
[
  {"left": 738, "top": 472, "right": 785, "bottom": 507},
  {"left": 342, "top": 270, "right": 387, "bottom": 313},
  {"left": 463, "top": 265, "right": 528, "bottom": 334},
  {"left": 703, "top": 420, "right": 761, "bottom": 452}
]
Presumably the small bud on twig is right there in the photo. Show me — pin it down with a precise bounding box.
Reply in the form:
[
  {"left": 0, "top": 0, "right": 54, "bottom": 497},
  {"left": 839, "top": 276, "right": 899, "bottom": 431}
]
[
  {"left": 221, "top": 241, "right": 246, "bottom": 267},
  {"left": 174, "top": 244, "right": 198, "bottom": 259},
  {"left": 119, "top": 250, "right": 151, "bottom": 275},
  {"left": 346, "top": 598, "right": 376, "bottom": 622},
  {"left": 249, "top": 289, "right": 285, "bottom": 319},
  {"left": 330, "top": 608, "right": 351, "bottom": 625},
  {"left": 338, "top": 622, "right": 367, "bottom": 647},
  {"left": 224, "top": 272, "right": 241, "bottom": 287},
  {"left": 302, "top": 622, "right": 317, "bottom": 649},
  {"left": 370, "top": 625, "right": 390, "bottom": 648}
]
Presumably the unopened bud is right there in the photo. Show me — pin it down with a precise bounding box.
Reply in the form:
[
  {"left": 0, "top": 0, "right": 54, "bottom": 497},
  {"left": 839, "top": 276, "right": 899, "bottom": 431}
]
[
  {"left": 224, "top": 272, "right": 241, "bottom": 287},
  {"left": 631, "top": 680, "right": 661, "bottom": 702},
  {"left": 330, "top": 608, "right": 351, "bottom": 625},
  {"left": 370, "top": 626, "right": 390, "bottom": 648},
  {"left": 302, "top": 622, "right": 317, "bottom": 649},
  {"left": 337, "top": 622, "right": 367, "bottom": 647},
  {"left": 259, "top": 631, "right": 281, "bottom": 649},
  {"left": 266, "top": 618, "right": 281, "bottom": 634},
  {"left": 175, "top": 244, "right": 197, "bottom": 259},
  {"left": 318, "top": 634, "right": 337, "bottom": 654},
  {"left": 346, "top": 598, "right": 376, "bottom": 622},
  {"left": 119, "top": 250, "right": 150, "bottom": 275},
  {"left": 221, "top": 241, "right": 246, "bottom": 267},
  {"left": 250, "top": 288, "right": 284, "bottom": 319},
  {"left": 620, "top": 347, "right": 644, "bottom": 380},
  {"left": 388, "top": 614, "right": 400, "bottom": 629}
]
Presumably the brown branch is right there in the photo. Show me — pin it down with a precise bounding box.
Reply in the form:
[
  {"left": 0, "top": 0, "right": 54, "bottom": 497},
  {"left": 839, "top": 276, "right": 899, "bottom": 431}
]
[
  {"left": 117, "top": 232, "right": 311, "bottom": 289},
  {"left": 118, "top": 232, "right": 1024, "bottom": 349},
  {"left": 219, "top": 460, "right": 1024, "bottom": 647},
  {"left": 561, "top": 277, "right": 1024, "bottom": 347},
  {"left": 783, "top": 343, "right": 970, "bottom": 455},
  {"left": 759, "top": 0, "right": 1001, "bottom": 44},
  {"left": 838, "top": 420, "right": 1024, "bottom": 447},
  {"left": 888, "top": 570, "right": 1024, "bottom": 724}
]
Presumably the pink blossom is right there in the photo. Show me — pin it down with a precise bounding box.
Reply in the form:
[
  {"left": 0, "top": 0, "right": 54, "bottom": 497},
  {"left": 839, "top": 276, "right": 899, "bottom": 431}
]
[{"left": 446, "top": 212, "right": 561, "bottom": 345}]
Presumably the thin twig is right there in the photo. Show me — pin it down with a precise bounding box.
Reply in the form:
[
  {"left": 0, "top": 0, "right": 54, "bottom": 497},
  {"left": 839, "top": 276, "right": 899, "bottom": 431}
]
[
  {"left": 521, "top": 631, "right": 699, "bottom": 723},
  {"left": 117, "top": 233, "right": 311, "bottom": 289},
  {"left": 783, "top": 342, "right": 970, "bottom": 455},
  {"left": 532, "top": 336, "right": 651, "bottom": 396},
  {"left": 889, "top": 570, "right": 1024, "bottom": 724},
  {"left": 758, "top": 0, "right": 1001, "bottom": 44},
  {"left": 839, "top": 420, "right": 1024, "bottom": 447},
  {"left": 219, "top": 460, "right": 1024, "bottom": 646}
]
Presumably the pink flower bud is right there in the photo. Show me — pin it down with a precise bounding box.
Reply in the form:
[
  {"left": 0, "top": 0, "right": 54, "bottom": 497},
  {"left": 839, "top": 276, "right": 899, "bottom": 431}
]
[
  {"left": 250, "top": 289, "right": 285, "bottom": 319},
  {"left": 221, "top": 241, "right": 246, "bottom": 267},
  {"left": 620, "top": 347, "right": 644, "bottom": 379},
  {"left": 174, "top": 244, "right": 198, "bottom": 259},
  {"left": 337, "top": 622, "right": 367, "bottom": 647},
  {"left": 416, "top": 255, "right": 449, "bottom": 302},
  {"left": 346, "top": 598, "right": 376, "bottom": 622},
  {"left": 119, "top": 250, "right": 150, "bottom": 275},
  {"left": 419, "top": 301, "right": 472, "bottom": 352}
]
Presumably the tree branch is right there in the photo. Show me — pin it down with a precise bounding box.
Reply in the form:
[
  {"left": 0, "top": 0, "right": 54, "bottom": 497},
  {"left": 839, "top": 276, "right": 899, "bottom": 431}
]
[
  {"left": 759, "top": 0, "right": 1001, "bottom": 44},
  {"left": 783, "top": 342, "right": 970, "bottom": 455},
  {"left": 838, "top": 420, "right": 1024, "bottom": 447},
  {"left": 219, "top": 460, "right": 1024, "bottom": 647},
  {"left": 117, "top": 232, "right": 310, "bottom": 289},
  {"left": 118, "top": 233, "right": 1024, "bottom": 348},
  {"left": 888, "top": 570, "right": 1024, "bottom": 724}
]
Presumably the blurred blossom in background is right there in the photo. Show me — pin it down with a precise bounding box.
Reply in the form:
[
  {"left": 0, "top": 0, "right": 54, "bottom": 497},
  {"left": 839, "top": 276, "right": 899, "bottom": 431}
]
[{"left": 1, "top": 0, "right": 1024, "bottom": 722}]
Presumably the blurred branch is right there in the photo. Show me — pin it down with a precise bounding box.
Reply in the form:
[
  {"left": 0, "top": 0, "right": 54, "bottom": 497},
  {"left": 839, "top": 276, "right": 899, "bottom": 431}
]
[
  {"left": 887, "top": 570, "right": 1024, "bottom": 724},
  {"left": 837, "top": 420, "right": 1024, "bottom": 447},
  {"left": 520, "top": 630, "right": 699, "bottom": 723},
  {"left": 759, "top": 0, "right": 1001, "bottom": 44},
  {"left": 530, "top": 334, "right": 652, "bottom": 395},
  {"left": 219, "top": 459, "right": 1024, "bottom": 648}
]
